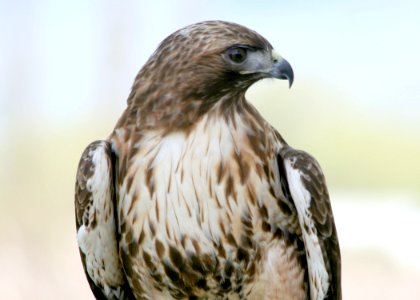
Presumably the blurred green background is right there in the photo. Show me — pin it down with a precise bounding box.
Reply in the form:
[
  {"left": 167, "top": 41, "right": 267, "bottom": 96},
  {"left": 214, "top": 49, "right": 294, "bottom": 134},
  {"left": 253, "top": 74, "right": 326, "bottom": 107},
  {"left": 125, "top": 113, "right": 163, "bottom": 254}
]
[{"left": 1, "top": 0, "right": 419, "bottom": 299}]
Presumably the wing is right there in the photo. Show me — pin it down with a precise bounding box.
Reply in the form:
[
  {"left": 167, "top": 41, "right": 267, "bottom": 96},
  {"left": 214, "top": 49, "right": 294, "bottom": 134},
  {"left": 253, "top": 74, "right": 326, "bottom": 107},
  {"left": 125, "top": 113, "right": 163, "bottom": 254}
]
[
  {"left": 278, "top": 146, "right": 341, "bottom": 300},
  {"left": 75, "top": 140, "right": 134, "bottom": 300}
]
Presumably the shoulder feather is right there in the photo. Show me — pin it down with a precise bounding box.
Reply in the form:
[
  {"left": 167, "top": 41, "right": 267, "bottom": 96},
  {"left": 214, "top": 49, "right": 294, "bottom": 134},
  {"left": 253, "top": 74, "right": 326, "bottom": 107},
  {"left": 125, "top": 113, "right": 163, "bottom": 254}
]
[
  {"left": 278, "top": 146, "right": 341, "bottom": 300},
  {"left": 75, "top": 140, "right": 135, "bottom": 300}
]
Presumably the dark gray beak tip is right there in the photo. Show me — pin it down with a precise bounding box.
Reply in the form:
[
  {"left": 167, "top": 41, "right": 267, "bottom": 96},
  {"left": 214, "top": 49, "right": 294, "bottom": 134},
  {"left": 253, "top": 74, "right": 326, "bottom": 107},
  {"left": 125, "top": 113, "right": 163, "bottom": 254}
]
[
  {"left": 272, "top": 58, "right": 294, "bottom": 88},
  {"left": 280, "top": 73, "right": 294, "bottom": 89}
]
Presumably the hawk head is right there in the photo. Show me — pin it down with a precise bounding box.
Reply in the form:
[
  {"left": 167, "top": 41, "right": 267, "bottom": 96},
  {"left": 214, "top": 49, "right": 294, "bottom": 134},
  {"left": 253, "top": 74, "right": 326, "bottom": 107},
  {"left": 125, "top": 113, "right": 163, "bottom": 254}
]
[{"left": 123, "top": 20, "right": 293, "bottom": 129}]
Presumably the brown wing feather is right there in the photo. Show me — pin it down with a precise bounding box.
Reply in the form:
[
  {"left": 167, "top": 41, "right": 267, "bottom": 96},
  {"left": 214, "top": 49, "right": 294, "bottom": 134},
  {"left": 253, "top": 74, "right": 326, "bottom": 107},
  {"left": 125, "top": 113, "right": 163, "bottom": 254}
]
[
  {"left": 279, "top": 146, "right": 341, "bottom": 300},
  {"left": 75, "top": 142, "right": 101, "bottom": 230},
  {"left": 75, "top": 140, "right": 135, "bottom": 300}
]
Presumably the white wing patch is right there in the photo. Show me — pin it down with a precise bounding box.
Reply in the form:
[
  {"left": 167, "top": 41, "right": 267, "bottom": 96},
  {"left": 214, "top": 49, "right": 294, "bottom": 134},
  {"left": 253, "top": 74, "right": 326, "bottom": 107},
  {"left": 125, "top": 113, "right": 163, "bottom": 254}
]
[
  {"left": 76, "top": 142, "right": 125, "bottom": 298},
  {"left": 284, "top": 158, "right": 329, "bottom": 300}
]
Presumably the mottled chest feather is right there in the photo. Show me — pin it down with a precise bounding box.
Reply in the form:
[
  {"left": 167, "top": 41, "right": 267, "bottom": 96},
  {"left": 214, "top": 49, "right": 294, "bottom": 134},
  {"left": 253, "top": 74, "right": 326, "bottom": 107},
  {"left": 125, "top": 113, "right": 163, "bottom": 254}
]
[{"left": 110, "top": 112, "right": 304, "bottom": 299}]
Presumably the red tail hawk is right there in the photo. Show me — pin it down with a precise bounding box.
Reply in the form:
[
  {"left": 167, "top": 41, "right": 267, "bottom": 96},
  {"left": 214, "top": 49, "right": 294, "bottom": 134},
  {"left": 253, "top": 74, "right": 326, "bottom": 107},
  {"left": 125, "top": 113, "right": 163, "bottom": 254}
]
[{"left": 75, "top": 21, "right": 341, "bottom": 299}]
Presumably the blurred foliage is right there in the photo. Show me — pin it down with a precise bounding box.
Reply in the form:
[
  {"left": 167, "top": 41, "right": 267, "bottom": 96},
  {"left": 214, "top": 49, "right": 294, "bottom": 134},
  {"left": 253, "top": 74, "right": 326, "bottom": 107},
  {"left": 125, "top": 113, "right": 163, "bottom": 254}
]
[{"left": 248, "top": 78, "right": 420, "bottom": 195}]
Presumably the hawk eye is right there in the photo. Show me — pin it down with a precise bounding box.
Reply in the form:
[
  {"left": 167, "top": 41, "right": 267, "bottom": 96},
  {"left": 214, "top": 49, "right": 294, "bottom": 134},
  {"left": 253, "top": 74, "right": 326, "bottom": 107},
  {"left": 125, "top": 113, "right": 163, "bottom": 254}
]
[{"left": 226, "top": 47, "right": 248, "bottom": 64}]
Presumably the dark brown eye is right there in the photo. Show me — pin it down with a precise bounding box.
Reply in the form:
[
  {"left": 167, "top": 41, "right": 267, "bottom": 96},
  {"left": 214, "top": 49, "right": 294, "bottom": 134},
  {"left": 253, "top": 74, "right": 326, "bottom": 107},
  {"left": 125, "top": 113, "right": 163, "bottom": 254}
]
[{"left": 227, "top": 47, "right": 247, "bottom": 64}]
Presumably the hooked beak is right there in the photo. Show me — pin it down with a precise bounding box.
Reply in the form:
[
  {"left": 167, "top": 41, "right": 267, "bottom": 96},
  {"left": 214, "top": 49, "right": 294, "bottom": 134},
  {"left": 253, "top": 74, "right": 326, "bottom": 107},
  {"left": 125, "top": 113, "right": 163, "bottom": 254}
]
[{"left": 270, "top": 55, "right": 294, "bottom": 88}]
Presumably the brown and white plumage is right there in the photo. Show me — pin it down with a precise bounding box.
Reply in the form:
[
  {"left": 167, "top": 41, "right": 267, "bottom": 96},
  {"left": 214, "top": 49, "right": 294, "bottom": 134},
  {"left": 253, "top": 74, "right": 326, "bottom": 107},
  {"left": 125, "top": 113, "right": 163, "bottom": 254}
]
[{"left": 75, "top": 20, "right": 341, "bottom": 299}]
